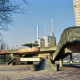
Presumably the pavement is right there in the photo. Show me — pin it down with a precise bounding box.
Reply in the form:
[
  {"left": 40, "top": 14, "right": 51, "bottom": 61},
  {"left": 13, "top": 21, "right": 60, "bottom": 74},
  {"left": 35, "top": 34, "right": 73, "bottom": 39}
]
[{"left": 0, "top": 64, "right": 80, "bottom": 80}]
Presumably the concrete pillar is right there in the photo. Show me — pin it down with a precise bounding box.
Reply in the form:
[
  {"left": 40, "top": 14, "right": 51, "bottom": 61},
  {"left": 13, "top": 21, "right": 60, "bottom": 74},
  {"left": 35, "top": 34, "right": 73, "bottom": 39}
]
[
  {"left": 10, "top": 53, "right": 14, "bottom": 59},
  {"left": 4, "top": 54, "right": 6, "bottom": 62},
  {"left": 59, "top": 59, "right": 63, "bottom": 67},
  {"left": 70, "top": 54, "right": 73, "bottom": 64}
]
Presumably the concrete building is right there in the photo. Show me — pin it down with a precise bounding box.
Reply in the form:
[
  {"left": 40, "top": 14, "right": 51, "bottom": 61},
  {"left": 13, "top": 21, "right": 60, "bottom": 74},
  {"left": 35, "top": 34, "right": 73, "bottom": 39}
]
[
  {"left": 37, "top": 35, "right": 56, "bottom": 47},
  {"left": 44, "top": 35, "right": 56, "bottom": 47},
  {"left": 73, "top": 0, "right": 80, "bottom": 26},
  {"left": 38, "top": 38, "right": 45, "bottom": 47}
]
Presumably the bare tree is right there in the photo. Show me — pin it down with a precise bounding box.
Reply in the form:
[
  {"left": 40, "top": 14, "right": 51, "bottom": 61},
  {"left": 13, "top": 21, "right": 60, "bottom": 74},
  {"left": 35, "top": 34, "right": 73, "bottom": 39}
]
[{"left": 0, "top": 0, "right": 29, "bottom": 30}]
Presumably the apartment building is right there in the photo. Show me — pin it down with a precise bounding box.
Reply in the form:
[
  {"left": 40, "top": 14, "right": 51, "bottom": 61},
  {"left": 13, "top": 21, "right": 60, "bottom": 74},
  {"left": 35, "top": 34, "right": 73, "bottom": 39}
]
[{"left": 73, "top": 0, "right": 80, "bottom": 26}]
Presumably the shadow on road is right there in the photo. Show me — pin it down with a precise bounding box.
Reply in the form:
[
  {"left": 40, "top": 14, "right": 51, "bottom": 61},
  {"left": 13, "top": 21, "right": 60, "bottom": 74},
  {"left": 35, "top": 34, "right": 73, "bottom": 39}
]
[
  {"left": 63, "top": 64, "right": 80, "bottom": 69},
  {"left": 59, "top": 64, "right": 80, "bottom": 71}
]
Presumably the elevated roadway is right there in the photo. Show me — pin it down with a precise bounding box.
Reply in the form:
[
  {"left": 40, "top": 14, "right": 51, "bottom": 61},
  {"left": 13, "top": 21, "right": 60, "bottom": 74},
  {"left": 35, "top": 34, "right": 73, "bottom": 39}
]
[
  {"left": 53, "top": 26, "right": 80, "bottom": 61},
  {"left": 0, "top": 46, "right": 57, "bottom": 54}
]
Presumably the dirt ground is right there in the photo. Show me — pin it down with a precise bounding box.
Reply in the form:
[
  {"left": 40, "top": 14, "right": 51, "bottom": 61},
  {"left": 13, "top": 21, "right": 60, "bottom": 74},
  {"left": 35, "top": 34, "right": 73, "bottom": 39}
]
[{"left": 0, "top": 64, "right": 80, "bottom": 80}]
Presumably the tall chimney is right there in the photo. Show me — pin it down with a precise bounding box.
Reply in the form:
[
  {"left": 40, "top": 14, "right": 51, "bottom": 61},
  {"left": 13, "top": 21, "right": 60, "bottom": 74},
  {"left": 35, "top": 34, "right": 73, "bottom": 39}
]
[
  {"left": 37, "top": 25, "right": 39, "bottom": 41},
  {"left": 45, "top": 23, "right": 46, "bottom": 36},
  {"left": 51, "top": 18, "right": 54, "bottom": 36}
]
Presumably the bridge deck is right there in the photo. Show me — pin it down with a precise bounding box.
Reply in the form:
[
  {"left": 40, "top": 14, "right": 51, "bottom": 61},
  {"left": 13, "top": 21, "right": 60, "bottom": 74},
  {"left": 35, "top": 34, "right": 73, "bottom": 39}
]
[
  {"left": 0, "top": 46, "right": 57, "bottom": 54},
  {"left": 53, "top": 26, "right": 80, "bottom": 61}
]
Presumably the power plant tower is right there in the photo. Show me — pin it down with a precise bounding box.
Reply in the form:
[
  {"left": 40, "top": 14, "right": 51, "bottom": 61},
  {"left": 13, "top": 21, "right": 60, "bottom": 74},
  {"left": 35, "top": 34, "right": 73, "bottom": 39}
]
[
  {"left": 45, "top": 23, "right": 46, "bottom": 36},
  {"left": 37, "top": 25, "right": 39, "bottom": 41},
  {"left": 51, "top": 18, "right": 54, "bottom": 36}
]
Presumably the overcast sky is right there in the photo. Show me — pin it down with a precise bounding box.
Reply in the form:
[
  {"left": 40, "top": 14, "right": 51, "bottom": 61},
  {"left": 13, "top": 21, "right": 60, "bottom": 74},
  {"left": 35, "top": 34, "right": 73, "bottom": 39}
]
[{"left": 1, "top": 0, "right": 75, "bottom": 49}]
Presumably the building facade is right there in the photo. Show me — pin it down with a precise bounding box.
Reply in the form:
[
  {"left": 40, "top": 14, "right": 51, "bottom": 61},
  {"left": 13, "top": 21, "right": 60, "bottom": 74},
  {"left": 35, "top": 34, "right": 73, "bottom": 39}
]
[
  {"left": 38, "top": 38, "right": 45, "bottom": 47},
  {"left": 73, "top": 0, "right": 80, "bottom": 26},
  {"left": 44, "top": 35, "right": 56, "bottom": 47}
]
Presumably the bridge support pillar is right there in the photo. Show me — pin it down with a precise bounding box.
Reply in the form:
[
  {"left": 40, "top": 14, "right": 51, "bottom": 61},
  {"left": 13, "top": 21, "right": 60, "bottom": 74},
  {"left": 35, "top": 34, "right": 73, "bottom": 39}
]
[
  {"left": 70, "top": 54, "right": 72, "bottom": 64},
  {"left": 3, "top": 54, "right": 6, "bottom": 62},
  {"left": 10, "top": 53, "right": 14, "bottom": 59},
  {"left": 59, "top": 59, "right": 63, "bottom": 67}
]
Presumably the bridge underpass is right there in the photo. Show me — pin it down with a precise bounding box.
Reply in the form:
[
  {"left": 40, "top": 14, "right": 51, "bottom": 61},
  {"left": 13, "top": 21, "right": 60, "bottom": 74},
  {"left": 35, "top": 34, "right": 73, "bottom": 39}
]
[{"left": 52, "top": 26, "right": 80, "bottom": 68}]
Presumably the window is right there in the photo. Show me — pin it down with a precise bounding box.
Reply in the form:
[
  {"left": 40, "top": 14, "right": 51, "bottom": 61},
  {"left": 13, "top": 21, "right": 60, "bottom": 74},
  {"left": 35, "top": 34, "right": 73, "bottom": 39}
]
[
  {"left": 74, "top": 0, "right": 78, "bottom": 2},
  {"left": 76, "top": 16, "right": 80, "bottom": 18},
  {"left": 75, "top": 10, "right": 80, "bottom": 13},
  {"left": 74, "top": 4, "right": 78, "bottom": 8}
]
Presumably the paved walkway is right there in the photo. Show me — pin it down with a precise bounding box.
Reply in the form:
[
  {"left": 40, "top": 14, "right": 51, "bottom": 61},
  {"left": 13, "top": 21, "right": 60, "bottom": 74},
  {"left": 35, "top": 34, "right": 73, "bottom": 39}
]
[{"left": 0, "top": 64, "right": 80, "bottom": 80}]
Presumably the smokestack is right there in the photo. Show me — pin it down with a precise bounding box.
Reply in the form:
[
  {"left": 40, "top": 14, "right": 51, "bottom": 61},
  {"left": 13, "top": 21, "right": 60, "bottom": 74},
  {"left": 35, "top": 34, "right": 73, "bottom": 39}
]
[
  {"left": 37, "top": 25, "right": 39, "bottom": 41},
  {"left": 45, "top": 23, "right": 46, "bottom": 36},
  {"left": 51, "top": 18, "right": 54, "bottom": 36}
]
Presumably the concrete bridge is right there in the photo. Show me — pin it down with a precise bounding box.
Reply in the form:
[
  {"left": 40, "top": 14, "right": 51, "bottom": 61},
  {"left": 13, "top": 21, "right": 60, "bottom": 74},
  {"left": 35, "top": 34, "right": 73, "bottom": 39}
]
[
  {"left": 52, "top": 26, "right": 80, "bottom": 67},
  {"left": 0, "top": 26, "right": 80, "bottom": 71}
]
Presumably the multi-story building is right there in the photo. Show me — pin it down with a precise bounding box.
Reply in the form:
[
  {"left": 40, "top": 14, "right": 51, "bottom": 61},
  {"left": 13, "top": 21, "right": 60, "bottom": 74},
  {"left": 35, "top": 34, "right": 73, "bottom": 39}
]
[
  {"left": 44, "top": 35, "right": 56, "bottom": 47},
  {"left": 37, "top": 38, "right": 45, "bottom": 47},
  {"left": 73, "top": 0, "right": 80, "bottom": 26}
]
